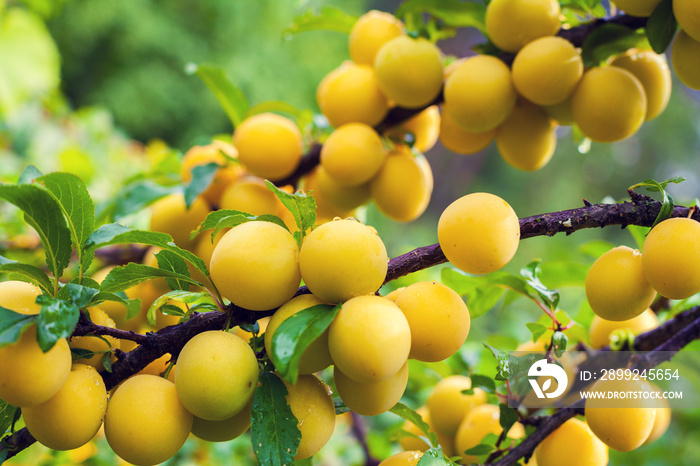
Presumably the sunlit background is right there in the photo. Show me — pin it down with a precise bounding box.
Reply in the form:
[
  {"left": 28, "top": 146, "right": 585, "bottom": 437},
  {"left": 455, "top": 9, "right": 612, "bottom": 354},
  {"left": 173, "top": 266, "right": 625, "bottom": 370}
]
[{"left": 1, "top": 0, "right": 699, "bottom": 464}]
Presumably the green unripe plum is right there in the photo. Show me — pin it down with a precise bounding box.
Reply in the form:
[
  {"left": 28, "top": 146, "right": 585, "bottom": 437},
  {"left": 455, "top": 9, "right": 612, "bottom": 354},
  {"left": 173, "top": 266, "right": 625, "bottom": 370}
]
[
  {"left": 282, "top": 374, "right": 336, "bottom": 460},
  {"left": 23, "top": 364, "right": 107, "bottom": 450},
  {"left": 427, "top": 375, "right": 487, "bottom": 436},
  {"left": 512, "top": 36, "right": 583, "bottom": 105},
  {"left": 233, "top": 112, "right": 303, "bottom": 181},
  {"left": 374, "top": 36, "right": 443, "bottom": 108},
  {"left": 496, "top": 103, "right": 557, "bottom": 172},
  {"left": 642, "top": 217, "right": 700, "bottom": 299},
  {"left": 0, "top": 281, "right": 71, "bottom": 407},
  {"left": 191, "top": 397, "right": 253, "bottom": 442},
  {"left": 444, "top": 55, "right": 517, "bottom": 133},
  {"left": 149, "top": 193, "right": 210, "bottom": 250},
  {"left": 349, "top": 10, "right": 404, "bottom": 66},
  {"left": 175, "top": 331, "right": 258, "bottom": 421},
  {"left": 265, "top": 294, "right": 333, "bottom": 374},
  {"left": 571, "top": 66, "right": 647, "bottom": 142},
  {"left": 210, "top": 221, "right": 301, "bottom": 310},
  {"left": 672, "top": 30, "right": 700, "bottom": 90},
  {"left": 334, "top": 361, "right": 408, "bottom": 416},
  {"left": 585, "top": 245, "right": 656, "bottom": 321},
  {"left": 589, "top": 308, "right": 659, "bottom": 349},
  {"left": 438, "top": 107, "right": 496, "bottom": 155},
  {"left": 535, "top": 418, "right": 608, "bottom": 466},
  {"left": 105, "top": 375, "right": 193, "bottom": 465},
  {"left": 70, "top": 307, "right": 120, "bottom": 370},
  {"left": 394, "top": 281, "right": 470, "bottom": 362},
  {"left": 320, "top": 123, "right": 386, "bottom": 187},
  {"left": 485, "top": 0, "right": 561, "bottom": 53},
  {"left": 613, "top": 0, "right": 662, "bottom": 17},
  {"left": 370, "top": 148, "right": 433, "bottom": 223},
  {"left": 317, "top": 61, "right": 389, "bottom": 127},
  {"left": 299, "top": 219, "right": 388, "bottom": 304},
  {"left": 610, "top": 49, "right": 672, "bottom": 121},
  {"left": 673, "top": 0, "right": 700, "bottom": 41},
  {"left": 328, "top": 295, "right": 410, "bottom": 383},
  {"left": 438, "top": 192, "right": 520, "bottom": 275},
  {"left": 455, "top": 404, "right": 524, "bottom": 463},
  {"left": 585, "top": 378, "right": 657, "bottom": 451},
  {"left": 379, "top": 451, "right": 423, "bottom": 465}
]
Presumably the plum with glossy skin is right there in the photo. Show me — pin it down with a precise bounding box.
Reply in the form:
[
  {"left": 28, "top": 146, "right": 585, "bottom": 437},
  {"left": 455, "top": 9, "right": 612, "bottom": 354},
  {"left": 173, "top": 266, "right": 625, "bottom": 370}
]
[
  {"left": 349, "top": 10, "right": 404, "bottom": 66},
  {"left": 485, "top": 0, "right": 561, "bottom": 53},
  {"left": 610, "top": 49, "right": 672, "bottom": 121},
  {"left": 426, "top": 375, "right": 487, "bottom": 436},
  {"left": 496, "top": 103, "right": 557, "bottom": 172},
  {"left": 190, "top": 397, "right": 253, "bottom": 443},
  {"left": 535, "top": 418, "right": 608, "bottom": 466},
  {"left": 320, "top": 123, "right": 386, "bottom": 187},
  {"left": 333, "top": 361, "right": 408, "bottom": 416},
  {"left": 149, "top": 193, "right": 210, "bottom": 250}
]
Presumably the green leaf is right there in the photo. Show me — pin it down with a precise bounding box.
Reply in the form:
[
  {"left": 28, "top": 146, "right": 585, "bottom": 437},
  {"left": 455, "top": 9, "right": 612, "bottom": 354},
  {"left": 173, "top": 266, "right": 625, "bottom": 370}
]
[
  {"left": 265, "top": 181, "right": 316, "bottom": 246},
  {"left": 0, "top": 183, "right": 72, "bottom": 284},
  {"left": 36, "top": 172, "right": 95, "bottom": 273},
  {"left": 147, "top": 290, "right": 210, "bottom": 326},
  {"left": 0, "top": 256, "right": 53, "bottom": 295},
  {"left": 499, "top": 404, "right": 518, "bottom": 433},
  {"left": 70, "top": 347, "right": 98, "bottom": 360},
  {"left": 526, "top": 323, "right": 547, "bottom": 343},
  {"left": 416, "top": 448, "right": 451, "bottom": 465},
  {"left": 630, "top": 177, "right": 685, "bottom": 229},
  {"left": 284, "top": 6, "right": 357, "bottom": 36},
  {"left": 36, "top": 296, "right": 80, "bottom": 352},
  {"left": 520, "top": 260, "right": 560, "bottom": 311},
  {"left": 100, "top": 263, "right": 203, "bottom": 294},
  {"left": 484, "top": 344, "right": 541, "bottom": 381},
  {"left": 271, "top": 304, "right": 340, "bottom": 384},
  {"left": 461, "top": 374, "right": 496, "bottom": 395},
  {"left": 389, "top": 402, "right": 439, "bottom": 449},
  {"left": 440, "top": 268, "right": 505, "bottom": 318},
  {"left": 86, "top": 228, "right": 209, "bottom": 281},
  {"left": 192, "top": 209, "right": 288, "bottom": 241},
  {"left": 0, "top": 307, "right": 38, "bottom": 349},
  {"left": 334, "top": 398, "right": 350, "bottom": 415},
  {"left": 154, "top": 249, "right": 191, "bottom": 292},
  {"left": 184, "top": 162, "right": 220, "bottom": 208},
  {"left": 111, "top": 180, "right": 179, "bottom": 221},
  {"left": 396, "top": 0, "right": 487, "bottom": 33},
  {"left": 646, "top": 0, "right": 677, "bottom": 53},
  {"left": 551, "top": 331, "right": 568, "bottom": 357},
  {"left": 580, "top": 24, "right": 647, "bottom": 67},
  {"left": 58, "top": 282, "right": 99, "bottom": 309},
  {"left": 0, "top": 399, "right": 19, "bottom": 437},
  {"left": 462, "top": 443, "right": 495, "bottom": 456},
  {"left": 251, "top": 372, "right": 301, "bottom": 466},
  {"left": 89, "top": 291, "right": 141, "bottom": 319},
  {"left": 186, "top": 63, "right": 249, "bottom": 128},
  {"left": 102, "top": 352, "right": 113, "bottom": 373}
]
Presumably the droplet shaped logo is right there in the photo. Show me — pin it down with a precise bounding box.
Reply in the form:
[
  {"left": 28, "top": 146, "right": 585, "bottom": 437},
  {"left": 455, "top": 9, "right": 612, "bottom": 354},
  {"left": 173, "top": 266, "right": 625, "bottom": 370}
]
[{"left": 528, "top": 359, "right": 568, "bottom": 399}]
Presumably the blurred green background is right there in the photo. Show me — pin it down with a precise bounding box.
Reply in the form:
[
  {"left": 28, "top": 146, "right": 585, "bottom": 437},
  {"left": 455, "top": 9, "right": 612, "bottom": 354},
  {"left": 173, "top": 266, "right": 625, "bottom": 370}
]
[{"left": 1, "top": 0, "right": 699, "bottom": 464}]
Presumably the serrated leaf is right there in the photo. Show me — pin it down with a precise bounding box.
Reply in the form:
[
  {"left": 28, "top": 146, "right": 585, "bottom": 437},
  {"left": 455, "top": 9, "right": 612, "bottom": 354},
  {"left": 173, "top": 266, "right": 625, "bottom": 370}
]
[
  {"left": 416, "top": 447, "right": 451, "bottom": 465},
  {"left": 646, "top": 0, "right": 677, "bottom": 53},
  {"left": 101, "top": 263, "right": 203, "bottom": 295},
  {"left": 0, "top": 256, "right": 53, "bottom": 295},
  {"left": 484, "top": 344, "right": 541, "bottom": 381},
  {"left": 89, "top": 291, "right": 141, "bottom": 319},
  {"left": 36, "top": 172, "right": 95, "bottom": 273},
  {"left": 271, "top": 304, "right": 339, "bottom": 384},
  {"left": 18, "top": 165, "right": 43, "bottom": 184},
  {"left": 251, "top": 372, "right": 301, "bottom": 466},
  {"left": 462, "top": 443, "right": 495, "bottom": 456},
  {"left": 0, "top": 307, "right": 38, "bottom": 349},
  {"left": 192, "top": 209, "right": 288, "bottom": 241},
  {"left": 36, "top": 296, "right": 80, "bottom": 352},
  {"left": 184, "top": 162, "right": 220, "bottom": 208},
  {"left": 265, "top": 181, "right": 316, "bottom": 246},
  {"left": 0, "top": 399, "right": 19, "bottom": 437},
  {"left": 580, "top": 24, "right": 647, "bottom": 67},
  {"left": 552, "top": 331, "right": 568, "bottom": 357},
  {"left": 86, "top": 228, "right": 209, "bottom": 281},
  {"left": 159, "top": 304, "right": 185, "bottom": 316},
  {"left": 521, "top": 260, "right": 560, "bottom": 311},
  {"left": 147, "top": 290, "right": 210, "bottom": 326},
  {"left": 526, "top": 323, "right": 548, "bottom": 343},
  {"left": 499, "top": 404, "right": 518, "bottom": 433},
  {"left": 58, "top": 282, "right": 99, "bottom": 309},
  {"left": 154, "top": 249, "right": 191, "bottom": 291},
  {"left": 0, "top": 183, "right": 72, "bottom": 283},
  {"left": 186, "top": 63, "right": 249, "bottom": 128},
  {"left": 284, "top": 6, "right": 357, "bottom": 36},
  {"left": 396, "top": 0, "right": 486, "bottom": 33},
  {"left": 70, "top": 347, "right": 97, "bottom": 360},
  {"left": 111, "top": 180, "right": 179, "bottom": 221},
  {"left": 389, "top": 403, "right": 439, "bottom": 448}
]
